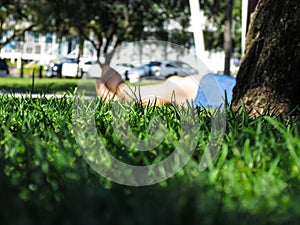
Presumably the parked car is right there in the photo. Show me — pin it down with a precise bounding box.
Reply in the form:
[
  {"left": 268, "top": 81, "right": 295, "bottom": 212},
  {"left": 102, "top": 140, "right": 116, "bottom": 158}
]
[
  {"left": 44, "top": 57, "right": 77, "bottom": 77},
  {"left": 126, "top": 64, "right": 151, "bottom": 82},
  {"left": 80, "top": 60, "right": 97, "bottom": 77},
  {"left": 113, "top": 63, "right": 135, "bottom": 80},
  {"left": 82, "top": 62, "right": 134, "bottom": 79},
  {"left": 126, "top": 60, "right": 198, "bottom": 82},
  {"left": 149, "top": 60, "right": 198, "bottom": 79},
  {"left": 0, "top": 59, "right": 9, "bottom": 76},
  {"left": 61, "top": 61, "right": 79, "bottom": 77}
]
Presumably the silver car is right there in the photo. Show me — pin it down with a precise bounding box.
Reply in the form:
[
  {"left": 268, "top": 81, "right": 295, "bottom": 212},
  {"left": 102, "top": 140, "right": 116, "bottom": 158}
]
[
  {"left": 149, "top": 60, "right": 198, "bottom": 79},
  {"left": 127, "top": 60, "right": 198, "bottom": 82},
  {"left": 126, "top": 64, "right": 151, "bottom": 82}
]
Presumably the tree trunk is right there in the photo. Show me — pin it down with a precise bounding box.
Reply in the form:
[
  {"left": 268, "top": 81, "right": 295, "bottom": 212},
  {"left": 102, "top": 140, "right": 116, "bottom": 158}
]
[
  {"left": 246, "top": 0, "right": 259, "bottom": 34},
  {"left": 76, "top": 37, "right": 84, "bottom": 77},
  {"left": 231, "top": 0, "right": 300, "bottom": 116},
  {"left": 224, "top": 0, "right": 234, "bottom": 75},
  {"left": 67, "top": 37, "right": 73, "bottom": 54}
]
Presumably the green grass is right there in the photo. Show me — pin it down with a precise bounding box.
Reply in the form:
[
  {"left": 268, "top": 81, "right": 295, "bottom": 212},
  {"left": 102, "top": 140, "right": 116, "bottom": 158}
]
[
  {"left": 1, "top": 95, "right": 300, "bottom": 225},
  {"left": 15, "top": 62, "right": 44, "bottom": 76},
  {"left": 0, "top": 77, "right": 81, "bottom": 93},
  {"left": 0, "top": 77, "right": 161, "bottom": 94},
  {"left": 22, "top": 62, "right": 42, "bottom": 76}
]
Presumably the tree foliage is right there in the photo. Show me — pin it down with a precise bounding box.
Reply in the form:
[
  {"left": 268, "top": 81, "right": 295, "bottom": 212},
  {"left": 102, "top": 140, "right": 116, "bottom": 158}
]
[
  {"left": 201, "top": 0, "right": 241, "bottom": 56},
  {"left": 25, "top": 0, "right": 192, "bottom": 62},
  {"left": 0, "top": 0, "right": 35, "bottom": 49},
  {"left": 0, "top": 0, "right": 242, "bottom": 60}
]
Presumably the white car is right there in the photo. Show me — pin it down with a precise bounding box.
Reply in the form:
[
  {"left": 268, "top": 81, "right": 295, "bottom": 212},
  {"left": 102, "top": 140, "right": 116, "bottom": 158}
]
[
  {"left": 84, "top": 62, "right": 134, "bottom": 79},
  {"left": 126, "top": 64, "right": 150, "bottom": 82},
  {"left": 61, "top": 62, "right": 79, "bottom": 77},
  {"left": 61, "top": 59, "right": 98, "bottom": 78},
  {"left": 112, "top": 63, "right": 134, "bottom": 80},
  {"left": 80, "top": 60, "right": 97, "bottom": 77}
]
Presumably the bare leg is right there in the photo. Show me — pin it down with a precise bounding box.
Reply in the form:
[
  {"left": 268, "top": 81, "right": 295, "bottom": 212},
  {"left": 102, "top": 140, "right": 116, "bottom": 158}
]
[
  {"left": 96, "top": 65, "right": 204, "bottom": 106},
  {"left": 117, "top": 75, "right": 203, "bottom": 105}
]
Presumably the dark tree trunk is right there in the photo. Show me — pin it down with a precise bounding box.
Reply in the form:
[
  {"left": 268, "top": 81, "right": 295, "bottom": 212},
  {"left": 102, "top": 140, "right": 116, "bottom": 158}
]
[
  {"left": 231, "top": 0, "right": 300, "bottom": 116},
  {"left": 67, "top": 37, "right": 73, "bottom": 54},
  {"left": 224, "top": 0, "right": 234, "bottom": 75},
  {"left": 76, "top": 37, "right": 84, "bottom": 77}
]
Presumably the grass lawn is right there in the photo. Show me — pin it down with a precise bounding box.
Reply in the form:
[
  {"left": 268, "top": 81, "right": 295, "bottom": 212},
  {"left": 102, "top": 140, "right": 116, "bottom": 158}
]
[
  {"left": 0, "top": 77, "right": 82, "bottom": 94},
  {"left": 0, "top": 77, "right": 162, "bottom": 94},
  {"left": 1, "top": 94, "right": 300, "bottom": 224}
]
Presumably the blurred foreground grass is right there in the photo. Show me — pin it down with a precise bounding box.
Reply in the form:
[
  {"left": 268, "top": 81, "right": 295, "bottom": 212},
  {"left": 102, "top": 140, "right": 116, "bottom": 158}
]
[{"left": 1, "top": 95, "right": 300, "bottom": 225}]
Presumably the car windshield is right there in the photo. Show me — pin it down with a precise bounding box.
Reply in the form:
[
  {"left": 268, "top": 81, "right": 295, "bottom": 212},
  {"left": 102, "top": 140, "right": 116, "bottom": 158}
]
[
  {"left": 84, "top": 61, "right": 96, "bottom": 65},
  {"left": 117, "top": 63, "right": 134, "bottom": 68},
  {"left": 136, "top": 65, "right": 146, "bottom": 70},
  {"left": 150, "top": 61, "right": 161, "bottom": 66}
]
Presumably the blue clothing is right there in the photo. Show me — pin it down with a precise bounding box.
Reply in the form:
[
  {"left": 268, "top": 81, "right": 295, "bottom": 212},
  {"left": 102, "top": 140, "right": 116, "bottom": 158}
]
[{"left": 193, "top": 74, "right": 236, "bottom": 108}]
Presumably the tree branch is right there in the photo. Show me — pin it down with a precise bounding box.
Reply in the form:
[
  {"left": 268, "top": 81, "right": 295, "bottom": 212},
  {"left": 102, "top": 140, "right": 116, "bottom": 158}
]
[{"left": 0, "top": 24, "right": 35, "bottom": 49}]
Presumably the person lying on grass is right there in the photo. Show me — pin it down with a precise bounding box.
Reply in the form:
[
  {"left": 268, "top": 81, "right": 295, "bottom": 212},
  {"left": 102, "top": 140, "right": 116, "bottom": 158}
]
[{"left": 96, "top": 64, "right": 236, "bottom": 108}]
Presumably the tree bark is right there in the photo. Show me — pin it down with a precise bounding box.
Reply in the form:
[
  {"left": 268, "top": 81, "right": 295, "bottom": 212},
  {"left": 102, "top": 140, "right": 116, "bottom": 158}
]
[
  {"left": 231, "top": 0, "right": 300, "bottom": 116},
  {"left": 224, "top": 0, "right": 234, "bottom": 75},
  {"left": 246, "top": 0, "right": 259, "bottom": 34}
]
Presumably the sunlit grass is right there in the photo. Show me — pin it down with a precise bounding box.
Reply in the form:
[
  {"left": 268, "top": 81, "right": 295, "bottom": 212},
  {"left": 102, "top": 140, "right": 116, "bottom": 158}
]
[
  {"left": 0, "top": 77, "right": 81, "bottom": 93},
  {"left": 1, "top": 94, "right": 300, "bottom": 224},
  {"left": 0, "top": 77, "right": 162, "bottom": 94}
]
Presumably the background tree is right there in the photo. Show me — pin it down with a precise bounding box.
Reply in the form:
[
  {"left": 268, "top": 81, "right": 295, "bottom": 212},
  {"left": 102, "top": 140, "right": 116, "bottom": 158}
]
[
  {"left": 200, "top": 0, "right": 241, "bottom": 54},
  {"left": 28, "top": 0, "right": 80, "bottom": 52},
  {"left": 146, "top": 0, "right": 193, "bottom": 49},
  {"left": 231, "top": 0, "right": 300, "bottom": 116},
  {"left": 0, "top": 0, "right": 35, "bottom": 50},
  {"left": 33, "top": 0, "right": 192, "bottom": 64},
  {"left": 223, "top": 0, "right": 234, "bottom": 75},
  {"left": 201, "top": 0, "right": 241, "bottom": 74},
  {"left": 74, "top": 0, "right": 193, "bottom": 64}
]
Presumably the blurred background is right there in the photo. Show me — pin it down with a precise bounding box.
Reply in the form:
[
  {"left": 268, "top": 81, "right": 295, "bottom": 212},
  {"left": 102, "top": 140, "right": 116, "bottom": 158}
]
[{"left": 0, "top": 0, "right": 244, "bottom": 79}]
